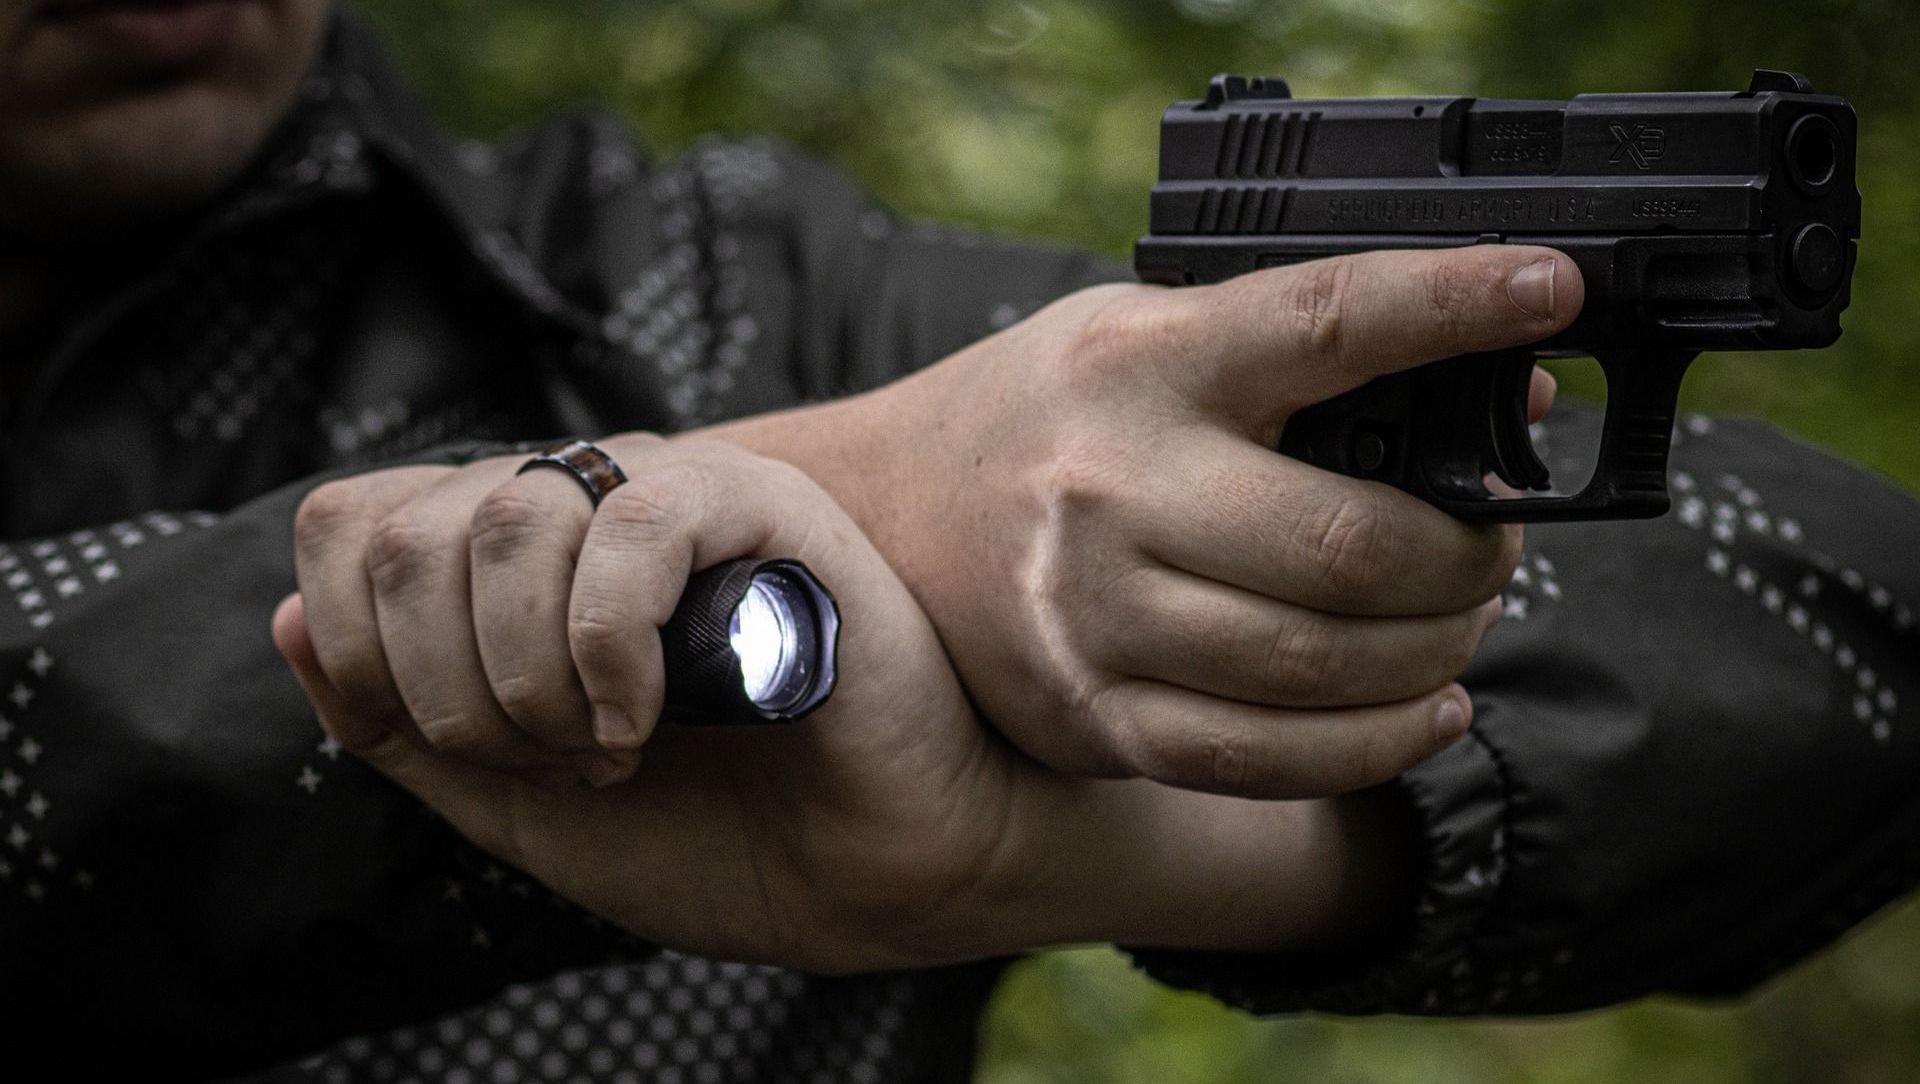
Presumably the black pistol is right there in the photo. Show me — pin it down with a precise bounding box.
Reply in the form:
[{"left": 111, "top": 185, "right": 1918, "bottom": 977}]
[{"left": 1135, "top": 70, "right": 1860, "bottom": 522}]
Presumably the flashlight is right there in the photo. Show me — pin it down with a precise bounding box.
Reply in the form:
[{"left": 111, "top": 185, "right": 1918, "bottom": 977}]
[{"left": 659, "top": 558, "right": 840, "bottom": 724}]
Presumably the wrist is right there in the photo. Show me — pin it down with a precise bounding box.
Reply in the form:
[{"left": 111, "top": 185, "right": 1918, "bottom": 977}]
[{"left": 686, "top": 387, "right": 913, "bottom": 545}]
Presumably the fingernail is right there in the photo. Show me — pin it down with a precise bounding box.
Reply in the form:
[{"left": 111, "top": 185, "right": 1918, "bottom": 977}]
[
  {"left": 1433, "top": 693, "right": 1472, "bottom": 743},
  {"left": 1506, "top": 258, "right": 1558, "bottom": 320},
  {"left": 575, "top": 753, "right": 633, "bottom": 789},
  {"left": 592, "top": 703, "right": 639, "bottom": 750}
]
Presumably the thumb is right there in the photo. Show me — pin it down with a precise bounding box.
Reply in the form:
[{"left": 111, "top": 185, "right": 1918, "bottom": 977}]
[{"left": 1181, "top": 245, "right": 1585, "bottom": 424}]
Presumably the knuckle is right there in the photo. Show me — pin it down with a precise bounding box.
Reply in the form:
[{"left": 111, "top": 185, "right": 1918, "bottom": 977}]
[
  {"left": 598, "top": 477, "right": 681, "bottom": 538},
  {"left": 605, "top": 431, "right": 667, "bottom": 457},
  {"left": 1090, "top": 688, "right": 1162, "bottom": 778},
  {"left": 1423, "top": 259, "right": 1476, "bottom": 342},
  {"left": 1290, "top": 258, "right": 1355, "bottom": 361},
  {"left": 293, "top": 480, "right": 365, "bottom": 552},
  {"left": 691, "top": 441, "right": 822, "bottom": 505},
  {"left": 1065, "top": 294, "right": 1160, "bottom": 382},
  {"left": 755, "top": 455, "right": 825, "bottom": 500},
  {"left": 364, "top": 514, "right": 442, "bottom": 595},
  {"left": 1307, "top": 491, "right": 1396, "bottom": 597},
  {"left": 487, "top": 666, "right": 561, "bottom": 729},
  {"left": 668, "top": 437, "right": 743, "bottom": 471},
  {"left": 1037, "top": 433, "right": 1129, "bottom": 520},
  {"left": 566, "top": 601, "right": 631, "bottom": 672},
  {"left": 326, "top": 650, "right": 397, "bottom": 712},
  {"left": 1199, "top": 728, "right": 1254, "bottom": 793},
  {"left": 1263, "top": 615, "right": 1344, "bottom": 702},
  {"left": 1054, "top": 678, "right": 1142, "bottom": 778},
  {"left": 1069, "top": 281, "right": 1155, "bottom": 312},
  {"left": 413, "top": 712, "right": 484, "bottom": 756},
  {"left": 468, "top": 490, "right": 559, "bottom": 567},
  {"left": 1129, "top": 719, "right": 1259, "bottom": 795}
]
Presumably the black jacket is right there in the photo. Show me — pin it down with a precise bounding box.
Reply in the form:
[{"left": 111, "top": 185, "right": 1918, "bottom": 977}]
[{"left": 2, "top": 11, "right": 1917, "bottom": 1083}]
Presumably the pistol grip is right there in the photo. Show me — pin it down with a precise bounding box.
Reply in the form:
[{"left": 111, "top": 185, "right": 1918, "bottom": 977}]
[{"left": 1278, "top": 349, "right": 1696, "bottom": 523}]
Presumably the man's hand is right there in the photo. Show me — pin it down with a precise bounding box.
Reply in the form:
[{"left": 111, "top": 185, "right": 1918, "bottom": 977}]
[
  {"left": 706, "top": 246, "right": 1581, "bottom": 797},
  {"left": 276, "top": 440, "right": 1416, "bottom": 971}
]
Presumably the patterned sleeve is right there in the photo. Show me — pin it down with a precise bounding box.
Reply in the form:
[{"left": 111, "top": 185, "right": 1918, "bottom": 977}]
[
  {"left": 0, "top": 452, "right": 628, "bottom": 1078},
  {"left": 1128, "top": 407, "right": 1920, "bottom": 1012}
]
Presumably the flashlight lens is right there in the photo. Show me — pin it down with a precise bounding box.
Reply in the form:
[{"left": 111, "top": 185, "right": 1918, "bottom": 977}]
[{"left": 729, "top": 576, "right": 806, "bottom": 709}]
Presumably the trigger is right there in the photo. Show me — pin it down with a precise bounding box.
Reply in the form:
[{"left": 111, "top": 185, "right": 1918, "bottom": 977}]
[{"left": 1487, "top": 357, "right": 1551, "bottom": 491}]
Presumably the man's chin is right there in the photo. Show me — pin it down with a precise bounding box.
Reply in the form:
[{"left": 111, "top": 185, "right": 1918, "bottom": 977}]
[
  {"left": 0, "top": 0, "right": 326, "bottom": 246},
  {"left": 0, "top": 81, "right": 281, "bottom": 243}
]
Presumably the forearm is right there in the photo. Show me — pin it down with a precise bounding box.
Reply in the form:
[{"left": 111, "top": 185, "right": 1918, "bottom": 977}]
[
  {"left": 983, "top": 777, "right": 1417, "bottom": 958},
  {"left": 833, "top": 762, "right": 1421, "bottom": 972}
]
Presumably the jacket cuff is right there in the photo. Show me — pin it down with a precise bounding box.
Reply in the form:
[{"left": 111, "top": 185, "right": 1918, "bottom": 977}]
[{"left": 1123, "top": 729, "right": 1511, "bottom": 1014}]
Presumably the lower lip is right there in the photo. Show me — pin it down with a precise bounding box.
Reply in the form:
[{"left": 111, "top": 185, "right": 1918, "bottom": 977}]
[{"left": 44, "top": 0, "right": 251, "bottom": 70}]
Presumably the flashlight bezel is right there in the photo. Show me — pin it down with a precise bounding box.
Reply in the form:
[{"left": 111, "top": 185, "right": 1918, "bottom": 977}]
[
  {"left": 732, "top": 563, "right": 839, "bottom": 721},
  {"left": 659, "top": 556, "right": 842, "bottom": 726}
]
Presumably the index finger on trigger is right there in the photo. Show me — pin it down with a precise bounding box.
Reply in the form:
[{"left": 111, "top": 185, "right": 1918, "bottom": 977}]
[{"left": 1529, "top": 365, "right": 1558, "bottom": 424}]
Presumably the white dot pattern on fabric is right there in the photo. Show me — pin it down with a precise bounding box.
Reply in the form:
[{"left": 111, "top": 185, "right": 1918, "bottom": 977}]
[
  {"left": 135, "top": 214, "right": 353, "bottom": 446},
  {"left": 318, "top": 398, "right": 501, "bottom": 468},
  {"left": 1502, "top": 552, "right": 1562, "bottom": 621},
  {"left": 2, "top": 516, "right": 193, "bottom": 632},
  {"left": 0, "top": 643, "right": 66, "bottom": 904},
  {"left": 591, "top": 140, "right": 778, "bottom": 428},
  {"left": 1677, "top": 469, "right": 1910, "bottom": 744},
  {"left": 296, "top": 957, "right": 934, "bottom": 1084},
  {"left": 1365, "top": 414, "right": 1920, "bottom": 1018},
  {"left": 0, "top": 514, "right": 216, "bottom": 903}
]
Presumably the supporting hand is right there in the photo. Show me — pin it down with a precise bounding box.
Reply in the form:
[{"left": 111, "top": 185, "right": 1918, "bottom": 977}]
[{"left": 278, "top": 439, "right": 1415, "bottom": 970}]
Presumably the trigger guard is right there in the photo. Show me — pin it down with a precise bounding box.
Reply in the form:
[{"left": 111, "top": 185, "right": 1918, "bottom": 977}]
[{"left": 1487, "top": 356, "right": 1551, "bottom": 491}]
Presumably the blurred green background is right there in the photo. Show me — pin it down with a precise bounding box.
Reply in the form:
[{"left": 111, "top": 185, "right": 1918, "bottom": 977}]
[{"left": 351, "top": 0, "right": 1920, "bottom": 1079}]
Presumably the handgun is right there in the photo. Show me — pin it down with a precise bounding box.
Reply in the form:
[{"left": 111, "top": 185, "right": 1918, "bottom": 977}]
[{"left": 1135, "top": 70, "right": 1859, "bottom": 522}]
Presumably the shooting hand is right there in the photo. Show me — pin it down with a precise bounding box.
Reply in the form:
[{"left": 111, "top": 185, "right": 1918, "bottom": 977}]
[{"left": 709, "top": 246, "right": 1582, "bottom": 798}]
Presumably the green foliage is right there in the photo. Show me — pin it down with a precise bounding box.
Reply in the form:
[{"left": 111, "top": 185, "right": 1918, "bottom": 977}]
[
  {"left": 350, "top": 0, "right": 1920, "bottom": 1078},
  {"left": 979, "top": 898, "right": 1920, "bottom": 1084}
]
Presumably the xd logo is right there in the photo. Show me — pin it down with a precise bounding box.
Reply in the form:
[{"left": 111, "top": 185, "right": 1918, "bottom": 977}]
[{"left": 1608, "top": 122, "right": 1667, "bottom": 169}]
